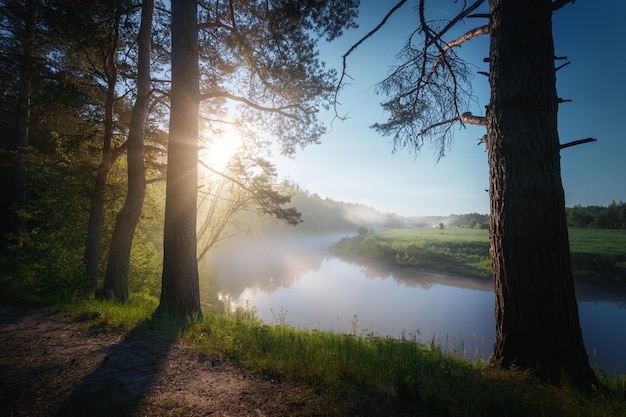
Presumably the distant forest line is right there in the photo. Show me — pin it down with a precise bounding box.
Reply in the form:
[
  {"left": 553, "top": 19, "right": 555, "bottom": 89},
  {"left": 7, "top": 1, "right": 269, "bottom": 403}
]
[
  {"left": 242, "top": 192, "right": 626, "bottom": 238},
  {"left": 448, "top": 201, "right": 626, "bottom": 230}
]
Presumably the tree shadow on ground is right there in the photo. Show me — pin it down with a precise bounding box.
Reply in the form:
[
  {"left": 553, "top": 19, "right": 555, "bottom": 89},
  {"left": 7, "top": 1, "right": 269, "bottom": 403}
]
[{"left": 53, "top": 312, "right": 186, "bottom": 417}]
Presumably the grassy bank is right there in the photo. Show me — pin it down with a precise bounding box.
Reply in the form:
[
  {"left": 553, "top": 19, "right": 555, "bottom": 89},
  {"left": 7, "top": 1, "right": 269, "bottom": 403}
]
[
  {"left": 58, "top": 296, "right": 626, "bottom": 416},
  {"left": 331, "top": 227, "right": 626, "bottom": 283}
]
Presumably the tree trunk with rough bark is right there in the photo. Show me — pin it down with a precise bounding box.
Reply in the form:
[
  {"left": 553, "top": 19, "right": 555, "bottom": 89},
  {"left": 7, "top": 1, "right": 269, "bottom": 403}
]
[
  {"left": 103, "top": 0, "right": 153, "bottom": 302},
  {"left": 84, "top": 1, "right": 121, "bottom": 290},
  {"left": 158, "top": 0, "right": 202, "bottom": 317},
  {"left": 487, "top": 0, "right": 596, "bottom": 386},
  {"left": 85, "top": 79, "right": 116, "bottom": 290}
]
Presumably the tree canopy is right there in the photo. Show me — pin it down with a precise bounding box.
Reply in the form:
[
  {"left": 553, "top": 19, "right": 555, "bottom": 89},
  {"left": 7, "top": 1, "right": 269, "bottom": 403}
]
[{"left": 0, "top": 0, "right": 359, "bottom": 307}]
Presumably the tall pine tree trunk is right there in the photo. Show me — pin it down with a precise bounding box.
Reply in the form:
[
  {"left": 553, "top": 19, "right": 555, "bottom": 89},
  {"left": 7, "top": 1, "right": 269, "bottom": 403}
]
[
  {"left": 487, "top": 0, "right": 596, "bottom": 386},
  {"left": 85, "top": 83, "right": 115, "bottom": 290},
  {"left": 158, "top": 0, "right": 202, "bottom": 317},
  {"left": 85, "top": 2, "right": 120, "bottom": 290},
  {"left": 103, "top": 0, "right": 153, "bottom": 302}
]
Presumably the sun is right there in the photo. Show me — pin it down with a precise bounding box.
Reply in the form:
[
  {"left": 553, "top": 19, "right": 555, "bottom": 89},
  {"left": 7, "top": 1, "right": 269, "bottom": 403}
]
[{"left": 198, "top": 124, "right": 242, "bottom": 176}]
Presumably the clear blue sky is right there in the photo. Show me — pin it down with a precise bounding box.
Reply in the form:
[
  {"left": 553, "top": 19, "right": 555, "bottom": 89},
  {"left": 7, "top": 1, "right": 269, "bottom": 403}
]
[{"left": 269, "top": 0, "right": 626, "bottom": 217}]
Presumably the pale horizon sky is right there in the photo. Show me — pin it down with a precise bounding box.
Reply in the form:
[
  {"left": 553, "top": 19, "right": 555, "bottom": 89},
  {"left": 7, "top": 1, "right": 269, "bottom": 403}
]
[{"left": 267, "top": 0, "right": 626, "bottom": 217}]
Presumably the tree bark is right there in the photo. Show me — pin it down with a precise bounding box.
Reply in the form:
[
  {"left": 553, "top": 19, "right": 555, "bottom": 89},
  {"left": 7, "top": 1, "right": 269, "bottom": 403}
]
[
  {"left": 84, "top": 72, "right": 116, "bottom": 290},
  {"left": 103, "top": 0, "right": 153, "bottom": 302},
  {"left": 84, "top": 1, "right": 120, "bottom": 290},
  {"left": 487, "top": 0, "right": 596, "bottom": 386},
  {"left": 158, "top": 0, "right": 202, "bottom": 317}
]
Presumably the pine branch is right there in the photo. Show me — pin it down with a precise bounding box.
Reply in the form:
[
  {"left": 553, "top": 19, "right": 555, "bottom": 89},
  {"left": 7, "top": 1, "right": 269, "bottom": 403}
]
[
  {"left": 560, "top": 137, "right": 596, "bottom": 150},
  {"left": 555, "top": 61, "right": 571, "bottom": 72},
  {"left": 423, "top": 0, "right": 487, "bottom": 50},
  {"left": 334, "top": 0, "right": 409, "bottom": 118},
  {"left": 416, "top": 116, "right": 461, "bottom": 137},
  {"left": 201, "top": 90, "right": 311, "bottom": 119},
  {"left": 461, "top": 112, "right": 487, "bottom": 126},
  {"left": 443, "top": 25, "right": 490, "bottom": 52}
]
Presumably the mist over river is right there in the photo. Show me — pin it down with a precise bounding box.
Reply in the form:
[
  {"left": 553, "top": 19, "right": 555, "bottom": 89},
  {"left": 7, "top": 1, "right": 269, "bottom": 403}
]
[{"left": 207, "top": 234, "right": 626, "bottom": 375}]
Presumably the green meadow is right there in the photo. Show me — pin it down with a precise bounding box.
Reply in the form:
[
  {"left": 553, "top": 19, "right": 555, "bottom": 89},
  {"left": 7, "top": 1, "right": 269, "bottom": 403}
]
[{"left": 331, "top": 227, "right": 626, "bottom": 283}]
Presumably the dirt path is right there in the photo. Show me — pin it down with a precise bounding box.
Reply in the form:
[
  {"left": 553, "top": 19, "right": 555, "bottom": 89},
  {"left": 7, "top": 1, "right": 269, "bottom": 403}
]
[{"left": 0, "top": 303, "right": 325, "bottom": 417}]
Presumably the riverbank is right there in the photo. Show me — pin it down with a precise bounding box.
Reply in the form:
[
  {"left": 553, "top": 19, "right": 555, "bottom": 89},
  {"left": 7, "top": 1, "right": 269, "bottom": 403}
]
[
  {"left": 330, "top": 227, "right": 626, "bottom": 285},
  {"left": 1, "top": 297, "right": 625, "bottom": 417}
]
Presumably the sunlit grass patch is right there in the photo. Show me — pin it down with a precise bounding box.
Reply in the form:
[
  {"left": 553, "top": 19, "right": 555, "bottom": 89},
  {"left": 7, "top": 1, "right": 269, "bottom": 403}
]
[{"left": 64, "top": 292, "right": 159, "bottom": 331}]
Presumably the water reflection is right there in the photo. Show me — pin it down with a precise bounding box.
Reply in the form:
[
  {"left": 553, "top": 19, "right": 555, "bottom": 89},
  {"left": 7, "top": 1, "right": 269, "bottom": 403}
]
[
  {"left": 579, "top": 302, "right": 626, "bottom": 375},
  {"left": 207, "top": 234, "right": 626, "bottom": 375},
  {"left": 237, "top": 257, "right": 495, "bottom": 358},
  {"left": 207, "top": 234, "right": 341, "bottom": 296}
]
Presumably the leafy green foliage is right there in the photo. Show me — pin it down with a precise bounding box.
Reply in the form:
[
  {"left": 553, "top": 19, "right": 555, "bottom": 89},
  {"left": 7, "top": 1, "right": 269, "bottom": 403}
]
[
  {"left": 2, "top": 148, "right": 92, "bottom": 300},
  {"left": 449, "top": 212, "right": 490, "bottom": 229},
  {"left": 0, "top": 143, "right": 164, "bottom": 302},
  {"left": 127, "top": 233, "right": 162, "bottom": 297},
  {"left": 567, "top": 202, "right": 626, "bottom": 229}
]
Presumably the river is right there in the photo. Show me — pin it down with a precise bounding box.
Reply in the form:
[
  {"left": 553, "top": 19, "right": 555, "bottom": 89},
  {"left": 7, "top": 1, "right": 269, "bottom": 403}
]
[{"left": 207, "top": 233, "right": 626, "bottom": 375}]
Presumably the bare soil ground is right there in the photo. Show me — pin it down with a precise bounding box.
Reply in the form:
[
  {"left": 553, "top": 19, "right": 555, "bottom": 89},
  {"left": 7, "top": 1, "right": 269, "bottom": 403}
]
[{"left": 0, "top": 302, "right": 334, "bottom": 417}]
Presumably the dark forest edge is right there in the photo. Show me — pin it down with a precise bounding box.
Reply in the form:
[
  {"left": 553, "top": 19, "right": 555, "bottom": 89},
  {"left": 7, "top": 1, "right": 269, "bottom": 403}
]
[
  {"left": 330, "top": 226, "right": 626, "bottom": 285},
  {"left": 441, "top": 201, "right": 626, "bottom": 230}
]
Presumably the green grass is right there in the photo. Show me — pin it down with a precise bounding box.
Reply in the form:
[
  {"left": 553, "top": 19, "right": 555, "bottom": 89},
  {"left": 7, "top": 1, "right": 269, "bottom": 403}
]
[
  {"left": 59, "top": 297, "right": 626, "bottom": 416},
  {"left": 62, "top": 292, "right": 160, "bottom": 331},
  {"left": 568, "top": 229, "right": 626, "bottom": 283},
  {"left": 331, "top": 227, "right": 626, "bottom": 283}
]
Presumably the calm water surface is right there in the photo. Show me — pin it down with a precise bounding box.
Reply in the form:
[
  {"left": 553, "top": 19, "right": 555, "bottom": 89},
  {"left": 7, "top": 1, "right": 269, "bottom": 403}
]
[{"left": 208, "top": 234, "right": 626, "bottom": 375}]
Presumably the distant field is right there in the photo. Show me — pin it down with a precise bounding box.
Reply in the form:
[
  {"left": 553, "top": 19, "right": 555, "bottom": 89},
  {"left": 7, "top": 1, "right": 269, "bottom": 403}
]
[
  {"left": 331, "top": 227, "right": 626, "bottom": 283},
  {"left": 375, "top": 227, "right": 488, "bottom": 244}
]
